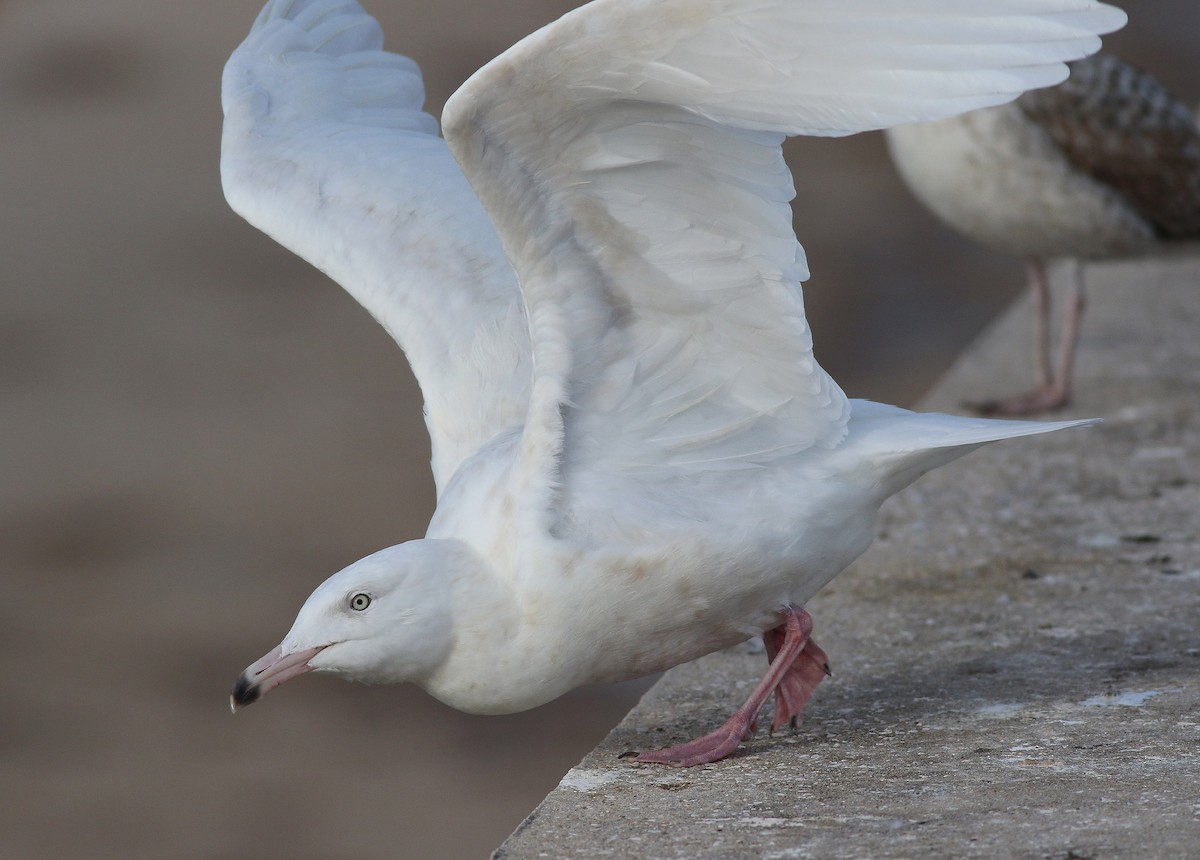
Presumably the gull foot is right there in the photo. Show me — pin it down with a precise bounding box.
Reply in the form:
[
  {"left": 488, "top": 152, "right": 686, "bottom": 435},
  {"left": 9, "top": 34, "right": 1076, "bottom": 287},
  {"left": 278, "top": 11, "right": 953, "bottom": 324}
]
[
  {"left": 763, "top": 633, "right": 830, "bottom": 733},
  {"left": 965, "top": 384, "right": 1070, "bottom": 417},
  {"left": 634, "top": 718, "right": 754, "bottom": 768},
  {"left": 635, "top": 605, "right": 828, "bottom": 767}
]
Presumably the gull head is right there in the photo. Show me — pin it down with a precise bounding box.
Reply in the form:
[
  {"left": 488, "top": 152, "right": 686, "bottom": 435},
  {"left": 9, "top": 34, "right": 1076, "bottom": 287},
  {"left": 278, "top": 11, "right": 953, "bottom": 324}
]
[{"left": 230, "top": 540, "right": 464, "bottom": 712}]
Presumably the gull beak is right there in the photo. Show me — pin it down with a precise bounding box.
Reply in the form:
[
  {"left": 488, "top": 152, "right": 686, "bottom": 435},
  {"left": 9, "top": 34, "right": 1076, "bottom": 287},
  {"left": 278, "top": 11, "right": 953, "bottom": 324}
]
[{"left": 229, "top": 644, "right": 326, "bottom": 712}]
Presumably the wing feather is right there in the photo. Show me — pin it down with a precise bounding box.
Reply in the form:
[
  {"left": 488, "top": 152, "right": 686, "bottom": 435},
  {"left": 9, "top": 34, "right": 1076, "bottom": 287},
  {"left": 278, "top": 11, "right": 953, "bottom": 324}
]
[
  {"left": 221, "top": 0, "right": 528, "bottom": 494},
  {"left": 441, "top": 0, "right": 1124, "bottom": 536},
  {"left": 1018, "top": 54, "right": 1200, "bottom": 238}
]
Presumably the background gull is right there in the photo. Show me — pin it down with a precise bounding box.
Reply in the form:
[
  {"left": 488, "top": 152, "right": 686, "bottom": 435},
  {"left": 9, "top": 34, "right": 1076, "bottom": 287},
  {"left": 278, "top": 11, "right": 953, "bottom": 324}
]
[
  {"left": 887, "top": 53, "right": 1200, "bottom": 415},
  {"left": 222, "top": 0, "right": 1122, "bottom": 766}
]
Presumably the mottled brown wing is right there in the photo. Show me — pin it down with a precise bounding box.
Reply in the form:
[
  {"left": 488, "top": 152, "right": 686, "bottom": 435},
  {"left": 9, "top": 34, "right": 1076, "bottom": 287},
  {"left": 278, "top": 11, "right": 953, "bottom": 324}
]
[{"left": 1019, "top": 54, "right": 1200, "bottom": 238}]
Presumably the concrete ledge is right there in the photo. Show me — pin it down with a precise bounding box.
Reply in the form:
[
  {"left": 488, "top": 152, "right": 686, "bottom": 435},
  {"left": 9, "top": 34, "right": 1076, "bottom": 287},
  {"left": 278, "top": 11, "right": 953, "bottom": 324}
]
[{"left": 495, "top": 256, "right": 1200, "bottom": 859}]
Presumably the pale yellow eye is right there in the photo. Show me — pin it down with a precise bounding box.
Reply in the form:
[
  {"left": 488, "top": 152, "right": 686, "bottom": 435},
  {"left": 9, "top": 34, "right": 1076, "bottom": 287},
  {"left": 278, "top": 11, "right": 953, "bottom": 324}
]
[{"left": 349, "top": 593, "right": 371, "bottom": 611}]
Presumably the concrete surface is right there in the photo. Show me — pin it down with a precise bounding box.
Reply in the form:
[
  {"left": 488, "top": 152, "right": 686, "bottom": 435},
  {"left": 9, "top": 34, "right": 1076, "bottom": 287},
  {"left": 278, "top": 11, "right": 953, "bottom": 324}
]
[{"left": 495, "top": 254, "right": 1200, "bottom": 859}]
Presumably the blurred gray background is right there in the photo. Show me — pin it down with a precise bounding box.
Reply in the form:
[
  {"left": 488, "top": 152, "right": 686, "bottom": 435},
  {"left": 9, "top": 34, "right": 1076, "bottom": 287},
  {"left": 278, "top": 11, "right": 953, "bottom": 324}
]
[{"left": 1, "top": 1, "right": 1195, "bottom": 857}]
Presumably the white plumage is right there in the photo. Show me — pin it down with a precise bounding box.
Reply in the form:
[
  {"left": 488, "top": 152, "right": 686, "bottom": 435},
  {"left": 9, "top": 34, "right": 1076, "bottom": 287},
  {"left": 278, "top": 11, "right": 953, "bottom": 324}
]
[{"left": 224, "top": 0, "right": 1122, "bottom": 766}]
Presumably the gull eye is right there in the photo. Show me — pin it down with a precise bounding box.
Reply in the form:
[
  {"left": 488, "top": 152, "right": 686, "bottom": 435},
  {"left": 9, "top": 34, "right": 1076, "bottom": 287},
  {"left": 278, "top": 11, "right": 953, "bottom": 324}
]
[{"left": 349, "top": 593, "right": 372, "bottom": 612}]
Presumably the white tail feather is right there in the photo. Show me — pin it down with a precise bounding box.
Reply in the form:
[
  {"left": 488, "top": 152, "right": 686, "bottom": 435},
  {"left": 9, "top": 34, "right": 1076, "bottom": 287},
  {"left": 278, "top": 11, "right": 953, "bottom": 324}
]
[{"left": 840, "top": 399, "right": 1098, "bottom": 498}]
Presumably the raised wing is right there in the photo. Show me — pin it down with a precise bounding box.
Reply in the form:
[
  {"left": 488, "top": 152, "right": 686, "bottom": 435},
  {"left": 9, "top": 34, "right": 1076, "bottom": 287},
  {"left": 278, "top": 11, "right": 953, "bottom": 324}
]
[
  {"left": 221, "top": 0, "right": 528, "bottom": 494},
  {"left": 1018, "top": 54, "right": 1200, "bottom": 239},
  {"left": 441, "top": 0, "right": 1125, "bottom": 535}
]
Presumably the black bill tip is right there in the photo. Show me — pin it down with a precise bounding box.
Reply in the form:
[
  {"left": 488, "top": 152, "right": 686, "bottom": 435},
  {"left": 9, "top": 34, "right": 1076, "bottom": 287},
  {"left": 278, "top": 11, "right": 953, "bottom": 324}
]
[{"left": 229, "top": 674, "right": 260, "bottom": 713}]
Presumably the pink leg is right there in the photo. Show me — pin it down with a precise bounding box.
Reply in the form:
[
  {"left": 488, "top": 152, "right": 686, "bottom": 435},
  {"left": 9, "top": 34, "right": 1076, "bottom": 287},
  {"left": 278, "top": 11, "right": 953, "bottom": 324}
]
[
  {"left": 1030, "top": 260, "right": 1053, "bottom": 390},
  {"left": 636, "top": 605, "right": 826, "bottom": 767},
  {"left": 1047, "top": 261, "right": 1086, "bottom": 409},
  {"left": 968, "top": 259, "right": 1080, "bottom": 416}
]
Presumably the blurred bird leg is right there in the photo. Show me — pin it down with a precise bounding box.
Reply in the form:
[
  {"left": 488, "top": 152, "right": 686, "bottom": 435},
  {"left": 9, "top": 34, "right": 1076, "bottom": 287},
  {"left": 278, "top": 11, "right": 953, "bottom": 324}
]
[
  {"left": 969, "top": 261, "right": 1085, "bottom": 416},
  {"left": 1052, "top": 260, "right": 1088, "bottom": 408},
  {"left": 1032, "top": 261, "right": 1053, "bottom": 390}
]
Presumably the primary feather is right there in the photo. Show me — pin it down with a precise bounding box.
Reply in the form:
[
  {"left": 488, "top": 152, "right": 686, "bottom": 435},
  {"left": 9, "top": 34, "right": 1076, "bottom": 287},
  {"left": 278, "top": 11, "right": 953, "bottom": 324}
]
[{"left": 222, "top": 0, "right": 528, "bottom": 494}]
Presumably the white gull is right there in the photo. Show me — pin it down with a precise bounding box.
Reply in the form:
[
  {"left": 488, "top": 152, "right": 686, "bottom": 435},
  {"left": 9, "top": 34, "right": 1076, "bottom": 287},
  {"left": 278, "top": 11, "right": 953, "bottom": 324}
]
[{"left": 223, "top": 0, "right": 1123, "bottom": 766}]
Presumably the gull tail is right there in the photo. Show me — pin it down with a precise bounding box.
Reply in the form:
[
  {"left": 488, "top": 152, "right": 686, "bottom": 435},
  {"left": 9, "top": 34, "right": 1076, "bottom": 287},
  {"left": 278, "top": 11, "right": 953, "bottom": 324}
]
[{"left": 838, "top": 399, "right": 1098, "bottom": 501}]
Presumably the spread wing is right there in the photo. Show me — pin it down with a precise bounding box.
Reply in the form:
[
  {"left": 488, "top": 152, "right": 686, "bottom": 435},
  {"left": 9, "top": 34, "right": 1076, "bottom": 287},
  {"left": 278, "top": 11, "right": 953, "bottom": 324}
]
[
  {"left": 1018, "top": 53, "right": 1200, "bottom": 239},
  {"left": 440, "top": 0, "right": 1125, "bottom": 536},
  {"left": 221, "top": 0, "right": 529, "bottom": 495}
]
